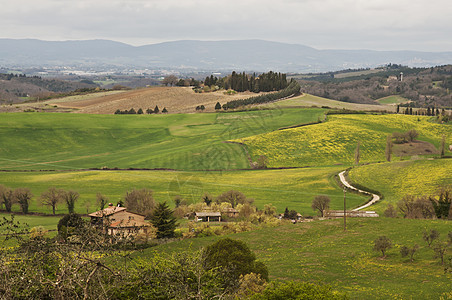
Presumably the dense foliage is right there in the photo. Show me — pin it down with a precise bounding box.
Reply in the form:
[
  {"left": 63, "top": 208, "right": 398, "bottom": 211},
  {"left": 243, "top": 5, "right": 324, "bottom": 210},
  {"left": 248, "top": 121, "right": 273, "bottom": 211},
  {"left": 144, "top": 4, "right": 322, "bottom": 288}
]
[
  {"left": 222, "top": 80, "right": 300, "bottom": 110},
  {"left": 299, "top": 65, "right": 452, "bottom": 107}
]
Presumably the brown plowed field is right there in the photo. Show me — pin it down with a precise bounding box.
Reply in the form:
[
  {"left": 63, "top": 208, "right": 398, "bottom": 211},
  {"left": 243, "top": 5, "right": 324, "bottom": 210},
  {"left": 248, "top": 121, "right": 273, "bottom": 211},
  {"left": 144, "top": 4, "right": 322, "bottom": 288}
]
[{"left": 53, "top": 87, "right": 257, "bottom": 114}]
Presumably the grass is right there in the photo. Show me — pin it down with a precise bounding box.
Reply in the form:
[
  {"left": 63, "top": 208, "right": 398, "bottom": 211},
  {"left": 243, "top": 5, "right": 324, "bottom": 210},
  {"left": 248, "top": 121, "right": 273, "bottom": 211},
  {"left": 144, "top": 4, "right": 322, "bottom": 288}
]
[
  {"left": 348, "top": 158, "right": 452, "bottom": 213},
  {"left": 263, "top": 93, "right": 395, "bottom": 112},
  {"left": 234, "top": 114, "right": 451, "bottom": 168},
  {"left": 0, "top": 108, "right": 325, "bottom": 171},
  {"left": 376, "top": 95, "right": 409, "bottom": 105},
  {"left": 138, "top": 217, "right": 452, "bottom": 299},
  {"left": 0, "top": 167, "right": 367, "bottom": 215}
]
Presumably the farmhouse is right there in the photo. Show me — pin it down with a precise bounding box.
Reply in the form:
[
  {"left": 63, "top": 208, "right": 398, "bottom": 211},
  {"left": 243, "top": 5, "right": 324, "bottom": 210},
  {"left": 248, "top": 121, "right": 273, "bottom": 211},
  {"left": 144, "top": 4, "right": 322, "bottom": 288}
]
[{"left": 88, "top": 204, "right": 151, "bottom": 236}]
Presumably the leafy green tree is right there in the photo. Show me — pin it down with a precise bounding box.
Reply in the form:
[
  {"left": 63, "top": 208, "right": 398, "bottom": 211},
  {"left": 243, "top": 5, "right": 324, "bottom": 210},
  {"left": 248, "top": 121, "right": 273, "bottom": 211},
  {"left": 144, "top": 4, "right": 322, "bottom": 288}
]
[
  {"left": 137, "top": 108, "right": 143, "bottom": 114},
  {"left": 162, "top": 107, "right": 168, "bottom": 113},
  {"left": 13, "top": 188, "right": 32, "bottom": 214},
  {"left": 150, "top": 201, "right": 177, "bottom": 239},
  {"left": 40, "top": 187, "right": 64, "bottom": 215},
  {"left": 128, "top": 108, "right": 136, "bottom": 114},
  {"left": 202, "top": 193, "right": 213, "bottom": 206},
  {"left": 154, "top": 105, "right": 159, "bottom": 113},
  {"left": 215, "top": 102, "right": 222, "bottom": 110},
  {"left": 373, "top": 236, "right": 392, "bottom": 258},
  {"left": 204, "top": 238, "right": 268, "bottom": 288}
]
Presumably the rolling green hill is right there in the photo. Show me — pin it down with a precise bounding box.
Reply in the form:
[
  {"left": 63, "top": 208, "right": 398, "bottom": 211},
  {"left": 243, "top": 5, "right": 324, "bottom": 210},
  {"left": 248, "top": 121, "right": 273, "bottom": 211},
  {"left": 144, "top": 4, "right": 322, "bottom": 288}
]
[
  {"left": 234, "top": 114, "right": 451, "bottom": 168},
  {"left": 0, "top": 108, "right": 324, "bottom": 171}
]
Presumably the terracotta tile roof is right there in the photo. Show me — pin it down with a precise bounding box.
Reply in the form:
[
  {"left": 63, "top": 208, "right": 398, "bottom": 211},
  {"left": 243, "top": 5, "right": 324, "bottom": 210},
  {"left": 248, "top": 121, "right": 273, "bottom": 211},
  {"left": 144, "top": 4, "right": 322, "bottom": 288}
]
[{"left": 88, "top": 206, "right": 126, "bottom": 217}]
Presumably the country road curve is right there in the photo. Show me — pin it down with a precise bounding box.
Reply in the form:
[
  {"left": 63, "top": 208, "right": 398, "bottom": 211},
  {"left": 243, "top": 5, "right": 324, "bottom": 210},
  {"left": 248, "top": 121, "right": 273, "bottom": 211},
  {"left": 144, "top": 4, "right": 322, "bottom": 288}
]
[{"left": 338, "top": 170, "right": 381, "bottom": 211}]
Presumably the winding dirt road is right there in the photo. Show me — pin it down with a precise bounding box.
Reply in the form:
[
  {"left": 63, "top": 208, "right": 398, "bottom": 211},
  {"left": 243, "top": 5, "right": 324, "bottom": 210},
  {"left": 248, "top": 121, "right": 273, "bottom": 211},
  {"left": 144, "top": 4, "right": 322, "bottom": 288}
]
[{"left": 338, "top": 170, "right": 380, "bottom": 211}]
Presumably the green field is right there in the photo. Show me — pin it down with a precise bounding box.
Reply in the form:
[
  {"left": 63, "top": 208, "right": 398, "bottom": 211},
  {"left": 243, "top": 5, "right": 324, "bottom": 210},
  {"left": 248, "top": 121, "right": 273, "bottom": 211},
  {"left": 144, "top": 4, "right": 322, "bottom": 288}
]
[
  {"left": 0, "top": 108, "right": 324, "bottom": 171},
  {"left": 264, "top": 93, "right": 395, "bottom": 112},
  {"left": 376, "top": 95, "right": 409, "bottom": 104},
  {"left": 0, "top": 167, "right": 367, "bottom": 215},
  {"left": 235, "top": 114, "right": 451, "bottom": 168},
  {"left": 140, "top": 217, "right": 452, "bottom": 299},
  {"left": 348, "top": 158, "right": 452, "bottom": 212}
]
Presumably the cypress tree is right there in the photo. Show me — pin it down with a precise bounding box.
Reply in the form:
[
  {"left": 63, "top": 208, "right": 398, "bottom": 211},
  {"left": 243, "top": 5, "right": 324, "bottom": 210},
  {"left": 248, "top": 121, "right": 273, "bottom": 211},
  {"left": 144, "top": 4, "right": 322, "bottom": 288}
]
[
  {"left": 154, "top": 105, "right": 160, "bottom": 113},
  {"left": 150, "top": 201, "right": 177, "bottom": 239}
]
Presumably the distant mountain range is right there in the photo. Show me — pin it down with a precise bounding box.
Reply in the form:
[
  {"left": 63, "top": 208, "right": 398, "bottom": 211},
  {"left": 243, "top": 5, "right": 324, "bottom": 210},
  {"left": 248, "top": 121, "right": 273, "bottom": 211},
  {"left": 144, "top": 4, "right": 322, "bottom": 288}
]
[{"left": 0, "top": 39, "right": 451, "bottom": 73}]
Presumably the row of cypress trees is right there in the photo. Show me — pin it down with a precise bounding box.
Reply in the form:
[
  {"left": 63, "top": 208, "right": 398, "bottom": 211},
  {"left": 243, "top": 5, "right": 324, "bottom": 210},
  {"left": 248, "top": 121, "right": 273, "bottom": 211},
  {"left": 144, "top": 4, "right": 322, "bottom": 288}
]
[{"left": 222, "top": 80, "right": 301, "bottom": 110}]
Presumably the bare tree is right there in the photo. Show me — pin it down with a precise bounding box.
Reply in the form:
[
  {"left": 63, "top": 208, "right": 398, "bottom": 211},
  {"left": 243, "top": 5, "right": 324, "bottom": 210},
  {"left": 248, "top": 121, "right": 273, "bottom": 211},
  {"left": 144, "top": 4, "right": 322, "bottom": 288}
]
[
  {"left": 354, "top": 140, "right": 360, "bottom": 165},
  {"left": 311, "top": 195, "right": 331, "bottom": 217},
  {"left": 0, "top": 184, "right": 14, "bottom": 212},
  {"left": 423, "top": 229, "right": 440, "bottom": 247},
  {"left": 385, "top": 134, "right": 392, "bottom": 162},
  {"left": 216, "top": 190, "right": 253, "bottom": 208},
  {"left": 162, "top": 75, "right": 178, "bottom": 87},
  {"left": 125, "top": 188, "right": 155, "bottom": 217},
  {"left": 96, "top": 192, "right": 109, "bottom": 211},
  {"left": 40, "top": 187, "right": 64, "bottom": 215},
  {"left": 63, "top": 190, "right": 79, "bottom": 214},
  {"left": 13, "top": 188, "right": 33, "bottom": 214}
]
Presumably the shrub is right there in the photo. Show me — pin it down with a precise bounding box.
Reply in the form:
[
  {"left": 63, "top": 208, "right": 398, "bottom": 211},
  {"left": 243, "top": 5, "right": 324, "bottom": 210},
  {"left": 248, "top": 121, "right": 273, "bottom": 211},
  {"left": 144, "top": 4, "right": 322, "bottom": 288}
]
[{"left": 373, "top": 236, "right": 392, "bottom": 258}]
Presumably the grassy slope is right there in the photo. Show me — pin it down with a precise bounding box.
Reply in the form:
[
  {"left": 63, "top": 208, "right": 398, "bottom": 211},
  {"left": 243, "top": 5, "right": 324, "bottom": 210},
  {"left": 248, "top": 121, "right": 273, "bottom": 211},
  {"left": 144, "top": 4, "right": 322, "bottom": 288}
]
[
  {"left": 348, "top": 158, "right": 452, "bottom": 212},
  {"left": 376, "top": 95, "right": 409, "bottom": 104},
  {"left": 0, "top": 167, "right": 367, "bottom": 215},
  {"left": 0, "top": 108, "right": 324, "bottom": 171},
  {"left": 139, "top": 218, "right": 452, "bottom": 299},
  {"left": 235, "top": 114, "right": 451, "bottom": 168},
  {"left": 263, "top": 93, "right": 395, "bottom": 112}
]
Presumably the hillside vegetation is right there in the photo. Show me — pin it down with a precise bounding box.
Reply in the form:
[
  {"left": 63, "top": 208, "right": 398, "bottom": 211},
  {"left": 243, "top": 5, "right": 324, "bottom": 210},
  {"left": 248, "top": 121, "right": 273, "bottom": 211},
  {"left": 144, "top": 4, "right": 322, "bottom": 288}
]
[
  {"left": 142, "top": 218, "right": 452, "bottom": 299},
  {"left": 235, "top": 114, "right": 451, "bottom": 168}
]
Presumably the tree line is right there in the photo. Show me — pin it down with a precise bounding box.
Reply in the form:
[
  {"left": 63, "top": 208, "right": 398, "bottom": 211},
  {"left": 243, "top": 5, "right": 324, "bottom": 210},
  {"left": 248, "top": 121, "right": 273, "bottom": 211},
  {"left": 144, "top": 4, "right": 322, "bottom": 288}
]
[
  {"left": 205, "top": 71, "right": 289, "bottom": 93},
  {"left": 221, "top": 80, "right": 300, "bottom": 110},
  {"left": 114, "top": 105, "right": 167, "bottom": 114}
]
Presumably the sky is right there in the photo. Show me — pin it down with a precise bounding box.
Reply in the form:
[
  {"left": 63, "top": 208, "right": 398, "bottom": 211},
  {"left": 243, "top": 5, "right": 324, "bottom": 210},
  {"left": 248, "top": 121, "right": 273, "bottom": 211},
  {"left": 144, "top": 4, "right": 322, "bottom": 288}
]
[{"left": 1, "top": 0, "right": 451, "bottom": 52}]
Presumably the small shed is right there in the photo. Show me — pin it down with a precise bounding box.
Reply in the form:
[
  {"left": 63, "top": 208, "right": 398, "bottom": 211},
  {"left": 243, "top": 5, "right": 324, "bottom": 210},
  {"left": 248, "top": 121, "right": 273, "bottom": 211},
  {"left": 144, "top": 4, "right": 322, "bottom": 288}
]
[{"left": 195, "top": 212, "right": 221, "bottom": 222}]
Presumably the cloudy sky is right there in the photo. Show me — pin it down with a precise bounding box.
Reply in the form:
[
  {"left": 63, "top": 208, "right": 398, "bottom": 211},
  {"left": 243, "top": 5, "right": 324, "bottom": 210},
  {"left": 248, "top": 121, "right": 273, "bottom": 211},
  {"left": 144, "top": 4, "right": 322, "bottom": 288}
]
[{"left": 1, "top": 0, "right": 451, "bottom": 52}]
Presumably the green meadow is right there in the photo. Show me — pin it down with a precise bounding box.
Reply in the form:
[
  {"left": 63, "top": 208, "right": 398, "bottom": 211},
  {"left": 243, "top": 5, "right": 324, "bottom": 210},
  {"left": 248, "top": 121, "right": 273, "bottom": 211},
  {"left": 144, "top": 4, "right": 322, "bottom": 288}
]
[
  {"left": 0, "top": 167, "right": 367, "bottom": 215},
  {"left": 140, "top": 217, "right": 452, "bottom": 299},
  {"left": 235, "top": 114, "right": 451, "bottom": 168},
  {"left": 376, "top": 95, "right": 409, "bottom": 104},
  {"left": 0, "top": 108, "right": 324, "bottom": 171}
]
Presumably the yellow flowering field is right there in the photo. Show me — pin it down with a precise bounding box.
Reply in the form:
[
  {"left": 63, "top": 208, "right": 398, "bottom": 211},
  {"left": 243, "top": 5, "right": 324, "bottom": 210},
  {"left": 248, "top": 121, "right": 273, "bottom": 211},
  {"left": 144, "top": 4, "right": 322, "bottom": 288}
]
[
  {"left": 233, "top": 114, "right": 451, "bottom": 168},
  {"left": 348, "top": 158, "right": 452, "bottom": 211}
]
